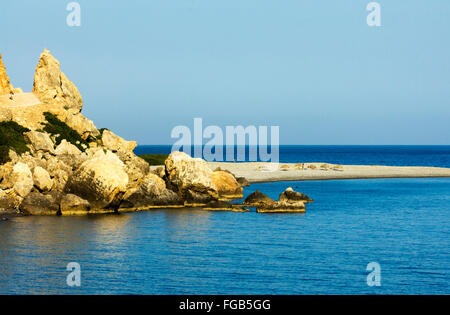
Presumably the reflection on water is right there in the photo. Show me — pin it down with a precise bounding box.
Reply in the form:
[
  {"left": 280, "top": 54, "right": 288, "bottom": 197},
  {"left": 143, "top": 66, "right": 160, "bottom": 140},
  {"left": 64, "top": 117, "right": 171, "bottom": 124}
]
[{"left": 1, "top": 178, "right": 449, "bottom": 294}]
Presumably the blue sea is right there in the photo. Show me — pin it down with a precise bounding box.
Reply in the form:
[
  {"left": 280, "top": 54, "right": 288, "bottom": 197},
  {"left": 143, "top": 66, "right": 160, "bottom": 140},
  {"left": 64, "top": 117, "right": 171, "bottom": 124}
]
[{"left": 0, "top": 146, "right": 449, "bottom": 295}]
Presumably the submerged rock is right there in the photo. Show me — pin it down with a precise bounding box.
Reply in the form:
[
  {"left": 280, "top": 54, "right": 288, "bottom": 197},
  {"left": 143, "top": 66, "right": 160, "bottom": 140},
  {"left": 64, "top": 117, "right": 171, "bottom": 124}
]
[{"left": 203, "top": 200, "right": 249, "bottom": 212}]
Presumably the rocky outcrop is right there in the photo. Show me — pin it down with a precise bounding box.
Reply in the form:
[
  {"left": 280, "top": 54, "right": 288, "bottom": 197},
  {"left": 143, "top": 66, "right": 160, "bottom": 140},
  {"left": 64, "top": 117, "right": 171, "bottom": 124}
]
[
  {"left": 245, "top": 188, "right": 308, "bottom": 213},
  {"left": 165, "top": 151, "right": 218, "bottom": 204},
  {"left": 0, "top": 50, "right": 313, "bottom": 216},
  {"left": 236, "top": 177, "right": 250, "bottom": 187},
  {"left": 244, "top": 190, "right": 275, "bottom": 207},
  {"left": 33, "top": 49, "right": 83, "bottom": 113},
  {"left": 0, "top": 53, "right": 13, "bottom": 95},
  {"left": 20, "top": 191, "right": 61, "bottom": 216},
  {"left": 211, "top": 171, "right": 243, "bottom": 200},
  {"left": 65, "top": 150, "right": 129, "bottom": 209},
  {"left": 120, "top": 173, "right": 181, "bottom": 209},
  {"left": 278, "top": 187, "right": 313, "bottom": 204},
  {"left": 60, "top": 194, "right": 91, "bottom": 215}
]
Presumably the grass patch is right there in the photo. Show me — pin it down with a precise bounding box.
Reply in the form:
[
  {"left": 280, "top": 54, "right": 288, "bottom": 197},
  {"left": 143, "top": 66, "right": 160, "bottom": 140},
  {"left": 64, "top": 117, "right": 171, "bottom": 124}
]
[
  {"left": 139, "top": 154, "right": 169, "bottom": 166},
  {"left": 41, "top": 112, "right": 88, "bottom": 152},
  {"left": 0, "top": 121, "right": 30, "bottom": 164}
]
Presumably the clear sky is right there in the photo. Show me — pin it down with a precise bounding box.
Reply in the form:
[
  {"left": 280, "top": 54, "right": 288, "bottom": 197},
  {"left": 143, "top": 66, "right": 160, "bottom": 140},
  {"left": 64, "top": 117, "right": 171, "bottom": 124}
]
[{"left": 1, "top": 0, "right": 449, "bottom": 145}]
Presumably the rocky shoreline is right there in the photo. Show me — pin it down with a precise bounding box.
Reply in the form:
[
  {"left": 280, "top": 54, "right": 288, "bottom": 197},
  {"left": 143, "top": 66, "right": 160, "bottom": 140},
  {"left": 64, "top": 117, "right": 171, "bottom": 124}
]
[{"left": 0, "top": 50, "right": 310, "bottom": 217}]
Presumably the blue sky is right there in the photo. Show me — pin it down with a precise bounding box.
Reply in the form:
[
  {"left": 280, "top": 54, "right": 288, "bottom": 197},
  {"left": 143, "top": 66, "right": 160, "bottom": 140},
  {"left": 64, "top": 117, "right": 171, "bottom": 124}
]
[{"left": 1, "top": 0, "right": 449, "bottom": 145}]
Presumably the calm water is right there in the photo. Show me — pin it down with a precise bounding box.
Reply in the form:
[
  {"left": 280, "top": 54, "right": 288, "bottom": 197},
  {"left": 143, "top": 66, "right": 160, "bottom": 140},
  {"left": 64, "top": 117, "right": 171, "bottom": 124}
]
[
  {"left": 0, "top": 177, "right": 449, "bottom": 295},
  {"left": 135, "top": 145, "right": 450, "bottom": 168},
  {"left": 1, "top": 146, "right": 450, "bottom": 294}
]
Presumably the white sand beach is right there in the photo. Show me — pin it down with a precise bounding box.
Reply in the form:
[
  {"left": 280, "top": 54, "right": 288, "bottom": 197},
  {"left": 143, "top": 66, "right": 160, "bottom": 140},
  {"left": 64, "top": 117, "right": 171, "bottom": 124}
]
[{"left": 206, "top": 162, "right": 450, "bottom": 183}]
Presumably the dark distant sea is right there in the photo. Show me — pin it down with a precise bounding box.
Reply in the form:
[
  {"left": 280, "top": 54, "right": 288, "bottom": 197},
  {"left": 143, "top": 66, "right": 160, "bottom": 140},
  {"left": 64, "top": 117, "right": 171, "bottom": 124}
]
[{"left": 0, "top": 146, "right": 449, "bottom": 294}]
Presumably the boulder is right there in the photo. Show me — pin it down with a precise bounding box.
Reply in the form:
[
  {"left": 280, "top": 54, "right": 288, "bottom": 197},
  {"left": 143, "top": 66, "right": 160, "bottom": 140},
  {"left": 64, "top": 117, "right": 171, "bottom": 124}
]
[
  {"left": 278, "top": 187, "right": 313, "bottom": 204},
  {"left": 102, "top": 130, "right": 137, "bottom": 153},
  {"left": 243, "top": 190, "right": 276, "bottom": 207},
  {"left": 0, "top": 53, "right": 13, "bottom": 95},
  {"left": 60, "top": 194, "right": 91, "bottom": 215},
  {"left": 64, "top": 113, "right": 99, "bottom": 139},
  {"left": 65, "top": 150, "right": 129, "bottom": 209},
  {"left": 32, "top": 49, "right": 83, "bottom": 113},
  {"left": 211, "top": 171, "right": 243, "bottom": 200},
  {"left": 165, "top": 151, "right": 218, "bottom": 204},
  {"left": 0, "top": 162, "right": 34, "bottom": 198},
  {"left": 25, "top": 131, "right": 55, "bottom": 153},
  {"left": 55, "top": 139, "right": 82, "bottom": 156},
  {"left": 115, "top": 151, "right": 150, "bottom": 185},
  {"left": 33, "top": 166, "right": 53, "bottom": 192},
  {"left": 19, "top": 191, "right": 61, "bottom": 215},
  {"left": 121, "top": 173, "right": 181, "bottom": 209},
  {"left": 256, "top": 201, "right": 306, "bottom": 213},
  {"left": 236, "top": 177, "right": 250, "bottom": 187},
  {"left": 0, "top": 189, "right": 17, "bottom": 213}
]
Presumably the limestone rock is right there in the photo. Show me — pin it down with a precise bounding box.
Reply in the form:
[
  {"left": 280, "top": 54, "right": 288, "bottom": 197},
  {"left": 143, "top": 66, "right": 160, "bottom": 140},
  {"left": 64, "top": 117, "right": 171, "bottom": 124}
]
[
  {"left": 64, "top": 113, "right": 99, "bottom": 139},
  {"left": 1, "top": 162, "right": 34, "bottom": 198},
  {"left": 33, "top": 166, "right": 53, "bottom": 192},
  {"left": 55, "top": 139, "right": 82, "bottom": 156},
  {"left": 244, "top": 190, "right": 275, "bottom": 207},
  {"left": 165, "top": 151, "right": 218, "bottom": 204},
  {"left": 278, "top": 187, "right": 313, "bottom": 204},
  {"left": 203, "top": 200, "right": 249, "bottom": 212},
  {"left": 102, "top": 130, "right": 137, "bottom": 153},
  {"left": 65, "top": 150, "right": 129, "bottom": 209},
  {"left": 212, "top": 171, "right": 243, "bottom": 200},
  {"left": 116, "top": 151, "right": 150, "bottom": 185},
  {"left": 32, "top": 49, "right": 83, "bottom": 113},
  {"left": 19, "top": 191, "right": 61, "bottom": 215},
  {"left": 0, "top": 107, "right": 12, "bottom": 122},
  {"left": 0, "top": 189, "right": 17, "bottom": 213},
  {"left": 25, "top": 131, "right": 55, "bottom": 153},
  {"left": 121, "top": 173, "right": 181, "bottom": 209},
  {"left": 0, "top": 53, "right": 13, "bottom": 95},
  {"left": 60, "top": 194, "right": 91, "bottom": 215},
  {"left": 236, "top": 177, "right": 250, "bottom": 187}
]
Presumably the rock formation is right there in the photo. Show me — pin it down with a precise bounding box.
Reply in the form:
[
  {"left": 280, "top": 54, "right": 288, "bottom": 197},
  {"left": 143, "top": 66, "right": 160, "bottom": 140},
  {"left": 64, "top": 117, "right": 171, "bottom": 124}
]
[
  {"left": 0, "top": 53, "right": 13, "bottom": 95},
  {"left": 0, "top": 50, "right": 312, "bottom": 216}
]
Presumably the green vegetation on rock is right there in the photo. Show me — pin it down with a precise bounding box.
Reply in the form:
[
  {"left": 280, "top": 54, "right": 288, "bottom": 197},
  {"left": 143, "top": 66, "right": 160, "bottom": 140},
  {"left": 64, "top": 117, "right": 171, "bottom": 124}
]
[
  {"left": 139, "top": 154, "right": 169, "bottom": 166},
  {"left": 42, "top": 112, "right": 88, "bottom": 151},
  {"left": 0, "top": 121, "right": 30, "bottom": 164}
]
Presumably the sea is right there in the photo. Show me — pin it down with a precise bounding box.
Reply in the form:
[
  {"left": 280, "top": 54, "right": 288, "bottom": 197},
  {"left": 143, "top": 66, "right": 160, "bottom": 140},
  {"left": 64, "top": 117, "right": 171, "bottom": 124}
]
[{"left": 0, "top": 146, "right": 449, "bottom": 294}]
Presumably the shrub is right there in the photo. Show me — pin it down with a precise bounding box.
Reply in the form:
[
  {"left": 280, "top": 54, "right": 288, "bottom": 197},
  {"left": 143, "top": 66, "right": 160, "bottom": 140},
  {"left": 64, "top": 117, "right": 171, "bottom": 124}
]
[
  {"left": 41, "top": 112, "right": 88, "bottom": 151},
  {"left": 139, "top": 154, "right": 169, "bottom": 166},
  {"left": 0, "top": 121, "right": 30, "bottom": 164}
]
